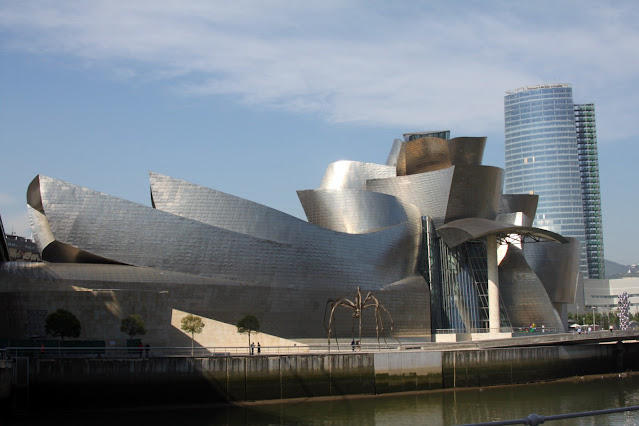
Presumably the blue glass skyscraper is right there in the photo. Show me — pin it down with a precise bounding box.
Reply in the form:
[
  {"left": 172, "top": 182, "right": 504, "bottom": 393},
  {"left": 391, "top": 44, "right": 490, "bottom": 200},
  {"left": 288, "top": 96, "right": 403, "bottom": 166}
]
[{"left": 504, "top": 84, "right": 589, "bottom": 277}]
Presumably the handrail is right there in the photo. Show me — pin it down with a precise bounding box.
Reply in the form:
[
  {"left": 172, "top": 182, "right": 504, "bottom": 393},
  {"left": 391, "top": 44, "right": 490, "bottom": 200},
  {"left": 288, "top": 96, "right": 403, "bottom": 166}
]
[
  {"left": 460, "top": 405, "right": 639, "bottom": 425},
  {"left": 2, "top": 343, "right": 413, "bottom": 358}
]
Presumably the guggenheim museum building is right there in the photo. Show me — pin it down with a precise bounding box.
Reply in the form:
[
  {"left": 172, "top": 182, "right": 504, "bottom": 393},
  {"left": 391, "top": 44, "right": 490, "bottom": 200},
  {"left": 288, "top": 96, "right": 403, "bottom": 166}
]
[{"left": 0, "top": 132, "right": 580, "bottom": 346}]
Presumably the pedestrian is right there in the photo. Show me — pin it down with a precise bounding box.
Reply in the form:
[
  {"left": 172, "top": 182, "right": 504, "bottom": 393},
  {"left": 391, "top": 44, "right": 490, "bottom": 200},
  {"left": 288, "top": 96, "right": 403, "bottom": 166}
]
[
  {"left": 542, "top": 325, "right": 545, "bottom": 333},
  {"left": 610, "top": 325, "right": 614, "bottom": 332},
  {"left": 351, "top": 339, "right": 355, "bottom": 351},
  {"left": 250, "top": 342, "right": 255, "bottom": 355},
  {"left": 257, "top": 342, "right": 261, "bottom": 354},
  {"left": 587, "top": 326, "right": 592, "bottom": 334},
  {"left": 144, "top": 344, "right": 150, "bottom": 357},
  {"left": 138, "top": 342, "right": 143, "bottom": 357}
]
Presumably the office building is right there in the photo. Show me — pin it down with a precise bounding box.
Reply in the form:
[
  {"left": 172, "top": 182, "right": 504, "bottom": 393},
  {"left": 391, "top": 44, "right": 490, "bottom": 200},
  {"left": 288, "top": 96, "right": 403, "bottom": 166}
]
[
  {"left": 574, "top": 104, "right": 605, "bottom": 278},
  {"left": 504, "top": 83, "right": 605, "bottom": 278}
]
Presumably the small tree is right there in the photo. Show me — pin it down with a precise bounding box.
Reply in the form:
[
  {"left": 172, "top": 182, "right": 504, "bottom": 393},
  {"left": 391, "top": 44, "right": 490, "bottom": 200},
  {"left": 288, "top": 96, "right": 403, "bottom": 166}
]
[
  {"left": 180, "top": 314, "right": 205, "bottom": 356},
  {"left": 120, "top": 314, "right": 147, "bottom": 340},
  {"left": 236, "top": 314, "right": 260, "bottom": 348},
  {"left": 45, "top": 309, "right": 81, "bottom": 341}
]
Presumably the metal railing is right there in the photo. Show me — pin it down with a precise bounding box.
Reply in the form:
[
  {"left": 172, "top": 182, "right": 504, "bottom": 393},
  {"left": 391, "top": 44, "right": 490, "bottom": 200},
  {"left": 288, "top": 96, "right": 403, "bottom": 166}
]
[
  {"left": 460, "top": 405, "right": 639, "bottom": 425},
  {"left": 2, "top": 342, "right": 421, "bottom": 358},
  {"left": 436, "top": 327, "right": 562, "bottom": 335}
]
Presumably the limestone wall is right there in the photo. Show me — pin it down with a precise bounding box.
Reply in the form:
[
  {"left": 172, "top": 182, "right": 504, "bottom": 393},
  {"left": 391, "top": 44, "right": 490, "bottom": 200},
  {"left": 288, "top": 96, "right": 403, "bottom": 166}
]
[{"left": 170, "top": 309, "right": 306, "bottom": 352}]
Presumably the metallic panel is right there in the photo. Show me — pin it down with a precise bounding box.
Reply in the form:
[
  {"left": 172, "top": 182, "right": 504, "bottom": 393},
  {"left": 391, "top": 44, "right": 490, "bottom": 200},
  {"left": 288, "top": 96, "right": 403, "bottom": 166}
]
[
  {"left": 318, "top": 161, "right": 396, "bottom": 190},
  {"left": 296, "top": 189, "right": 421, "bottom": 234},
  {"left": 385, "top": 139, "right": 404, "bottom": 167},
  {"left": 436, "top": 218, "right": 568, "bottom": 248},
  {"left": 366, "top": 167, "right": 454, "bottom": 227},
  {"left": 396, "top": 143, "right": 407, "bottom": 176},
  {"left": 27, "top": 205, "right": 55, "bottom": 255},
  {"left": 447, "top": 137, "right": 486, "bottom": 166},
  {"left": 29, "top": 175, "right": 421, "bottom": 290},
  {"left": 498, "top": 194, "right": 539, "bottom": 227},
  {"left": 444, "top": 165, "right": 503, "bottom": 223},
  {"left": 403, "top": 137, "right": 452, "bottom": 174},
  {"left": 498, "top": 244, "right": 564, "bottom": 331},
  {"left": 522, "top": 236, "right": 581, "bottom": 304},
  {"left": 367, "top": 165, "right": 503, "bottom": 227},
  {"left": 150, "top": 172, "right": 308, "bottom": 243}
]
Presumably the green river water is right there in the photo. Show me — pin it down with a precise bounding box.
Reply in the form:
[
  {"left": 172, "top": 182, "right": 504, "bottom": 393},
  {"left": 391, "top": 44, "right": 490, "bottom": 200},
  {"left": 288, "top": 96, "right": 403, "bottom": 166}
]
[{"left": 9, "top": 372, "right": 639, "bottom": 425}]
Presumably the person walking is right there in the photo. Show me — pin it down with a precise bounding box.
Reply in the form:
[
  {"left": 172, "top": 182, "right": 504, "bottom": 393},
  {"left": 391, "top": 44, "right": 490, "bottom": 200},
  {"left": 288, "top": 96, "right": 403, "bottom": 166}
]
[
  {"left": 351, "top": 339, "right": 355, "bottom": 351},
  {"left": 257, "top": 342, "right": 261, "bottom": 354},
  {"left": 250, "top": 342, "right": 255, "bottom": 355}
]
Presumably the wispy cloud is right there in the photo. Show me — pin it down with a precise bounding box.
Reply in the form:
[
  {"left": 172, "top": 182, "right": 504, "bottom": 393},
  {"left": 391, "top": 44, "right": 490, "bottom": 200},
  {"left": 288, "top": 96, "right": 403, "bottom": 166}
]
[{"left": 1, "top": 1, "right": 637, "bottom": 137}]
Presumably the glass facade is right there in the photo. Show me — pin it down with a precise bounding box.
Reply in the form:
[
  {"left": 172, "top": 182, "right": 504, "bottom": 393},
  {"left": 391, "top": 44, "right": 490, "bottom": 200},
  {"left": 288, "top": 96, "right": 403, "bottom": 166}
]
[
  {"left": 403, "top": 130, "right": 450, "bottom": 141},
  {"left": 423, "top": 218, "right": 511, "bottom": 333},
  {"left": 574, "top": 104, "right": 605, "bottom": 278},
  {"left": 504, "top": 84, "right": 589, "bottom": 277}
]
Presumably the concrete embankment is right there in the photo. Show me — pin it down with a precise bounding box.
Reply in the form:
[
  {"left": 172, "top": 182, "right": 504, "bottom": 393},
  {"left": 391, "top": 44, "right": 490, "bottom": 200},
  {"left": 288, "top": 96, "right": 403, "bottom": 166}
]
[{"left": 5, "top": 342, "right": 639, "bottom": 410}]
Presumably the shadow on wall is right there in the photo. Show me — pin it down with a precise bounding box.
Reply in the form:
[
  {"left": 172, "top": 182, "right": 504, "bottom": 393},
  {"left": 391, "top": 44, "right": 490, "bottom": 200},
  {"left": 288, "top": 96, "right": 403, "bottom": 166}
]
[{"left": 170, "top": 309, "right": 306, "bottom": 349}]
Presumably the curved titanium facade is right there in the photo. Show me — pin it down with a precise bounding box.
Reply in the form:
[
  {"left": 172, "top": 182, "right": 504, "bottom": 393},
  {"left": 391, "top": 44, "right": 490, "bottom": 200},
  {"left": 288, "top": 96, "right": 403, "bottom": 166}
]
[
  {"left": 402, "top": 137, "right": 452, "bottom": 175},
  {"left": 29, "top": 175, "right": 422, "bottom": 290},
  {"left": 0, "top": 131, "right": 582, "bottom": 342},
  {"left": 447, "top": 137, "right": 486, "bottom": 166},
  {"left": 498, "top": 194, "right": 539, "bottom": 227},
  {"left": 367, "top": 165, "right": 502, "bottom": 227},
  {"left": 436, "top": 218, "right": 567, "bottom": 248},
  {"left": 504, "top": 84, "right": 588, "bottom": 277},
  {"left": 150, "top": 172, "right": 309, "bottom": 243},
  {"left": 522, "top": 237, "right": 581, "bottom": 304},
  {"left": 498, "top": 245, "right": 564, "bottom": 330},
  {"left": 318, "top": 161, "right": 396, "bottom": 190},
  {"left": 297, "top": 189, "right": 421, "bottom": 234}
]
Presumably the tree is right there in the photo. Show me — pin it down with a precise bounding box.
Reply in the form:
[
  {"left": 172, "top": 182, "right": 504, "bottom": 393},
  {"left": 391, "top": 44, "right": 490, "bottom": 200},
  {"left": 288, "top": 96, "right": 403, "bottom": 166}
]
[
  {"left": 120, "top": 314, "right": 147, "bottom": 339},
  {"left": 45, "top": 309, "right": 81, "bottom": 341},
  {"left": 180, "top": 314, "right": 205, "bottom": 356},
  {"left": 236, "top": 314, "right": 260, "bottom": 348}
]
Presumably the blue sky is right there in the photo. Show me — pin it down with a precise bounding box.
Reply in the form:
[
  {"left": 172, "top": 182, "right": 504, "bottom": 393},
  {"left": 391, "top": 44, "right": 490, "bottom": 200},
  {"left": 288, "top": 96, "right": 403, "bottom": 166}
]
[{"left": 0, "top": 1, "right": 637, "bottom": 265}]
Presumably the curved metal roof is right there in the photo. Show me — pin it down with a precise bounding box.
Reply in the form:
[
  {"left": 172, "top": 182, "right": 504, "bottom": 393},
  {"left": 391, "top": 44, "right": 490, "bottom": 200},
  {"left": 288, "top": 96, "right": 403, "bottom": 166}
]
[{"left": 436, "top": 217, "right": 567, "bottom": 247}]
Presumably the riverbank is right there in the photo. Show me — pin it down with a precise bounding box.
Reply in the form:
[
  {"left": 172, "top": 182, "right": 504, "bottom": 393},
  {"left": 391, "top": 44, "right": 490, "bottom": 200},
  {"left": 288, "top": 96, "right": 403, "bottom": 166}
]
[{"left": 3, "top": 340, "right": 638, "bottom": 416}]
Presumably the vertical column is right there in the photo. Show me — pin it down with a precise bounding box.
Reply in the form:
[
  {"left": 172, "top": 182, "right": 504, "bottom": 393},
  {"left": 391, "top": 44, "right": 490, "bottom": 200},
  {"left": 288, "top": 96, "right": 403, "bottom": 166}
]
[{"left": 487, "top": 234, "right": 500, "bottom": 334}]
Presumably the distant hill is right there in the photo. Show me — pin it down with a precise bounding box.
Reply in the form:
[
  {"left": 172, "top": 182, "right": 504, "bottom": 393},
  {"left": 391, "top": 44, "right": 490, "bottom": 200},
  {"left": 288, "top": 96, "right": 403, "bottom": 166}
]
[{"left": 605, "top": 259, "right": 638, "bottom": 278}]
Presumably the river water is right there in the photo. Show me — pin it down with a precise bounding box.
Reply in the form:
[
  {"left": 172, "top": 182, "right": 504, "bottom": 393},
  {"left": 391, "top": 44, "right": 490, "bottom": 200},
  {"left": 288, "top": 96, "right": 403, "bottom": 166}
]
[{"left": 12, "top": 373, "right": 639, "bottom": 425}]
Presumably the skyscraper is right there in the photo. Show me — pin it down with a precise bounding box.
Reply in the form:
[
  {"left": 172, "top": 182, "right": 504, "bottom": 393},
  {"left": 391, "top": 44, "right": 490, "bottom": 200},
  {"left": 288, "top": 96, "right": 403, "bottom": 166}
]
[
  {"left": 504, "top": 83, "right": 604, "bottom": 278},
  {"left": 574, "top": 104, "right": 605, "bottom": 278}
]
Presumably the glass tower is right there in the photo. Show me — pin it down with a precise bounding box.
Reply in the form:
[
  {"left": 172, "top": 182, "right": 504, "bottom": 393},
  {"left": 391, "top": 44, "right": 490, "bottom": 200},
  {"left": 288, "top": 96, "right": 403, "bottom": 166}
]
[
  {"left": 574, "top": 104, "right": 605, "bottom": 278},
  {"left": 504, "top": 84, "right": 589, "bottom": 277}
]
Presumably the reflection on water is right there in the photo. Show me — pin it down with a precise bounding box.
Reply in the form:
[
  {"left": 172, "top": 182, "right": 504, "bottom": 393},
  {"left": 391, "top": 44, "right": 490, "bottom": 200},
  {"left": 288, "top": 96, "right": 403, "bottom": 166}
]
[{"left": 10, "top": 373, "right": 639, "bottom": 425}]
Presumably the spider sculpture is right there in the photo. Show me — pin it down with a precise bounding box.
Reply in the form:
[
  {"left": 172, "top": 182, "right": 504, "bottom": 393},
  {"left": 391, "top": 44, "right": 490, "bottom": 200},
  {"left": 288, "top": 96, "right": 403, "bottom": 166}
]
[{"left": 324, "top": 286, "right": 394, "bottom": 350}]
